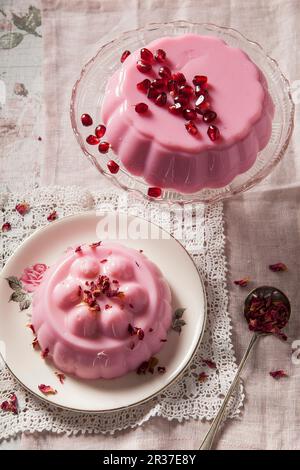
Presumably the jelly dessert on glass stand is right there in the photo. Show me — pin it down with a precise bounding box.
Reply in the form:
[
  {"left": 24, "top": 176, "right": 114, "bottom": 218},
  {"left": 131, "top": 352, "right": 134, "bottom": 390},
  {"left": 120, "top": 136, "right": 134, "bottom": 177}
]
[
  {"left": 100, "top": 34, "right": 274, "bottom": 194},
  {"left": 71, "top": 22, "right": 294, "bottom": 203},
  {"left": 32, "top": 241, "right": 172, "bottom": 380}
]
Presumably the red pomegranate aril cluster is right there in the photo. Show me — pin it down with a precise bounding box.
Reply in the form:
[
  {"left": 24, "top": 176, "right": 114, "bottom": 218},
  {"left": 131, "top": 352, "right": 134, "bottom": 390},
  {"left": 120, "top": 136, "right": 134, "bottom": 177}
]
[
  {"left": 121, "top": 50, "right": 131, "bottom": 63},
  {"left": 135, "top": 102, "right": 148, "bottom": 114},
  {"left": 185, "top": 121, "right": 198, "bottom": 136},
  {"left": 81, "top": 113, "right": 93, "bottom": 127},
  {"left": 154, "top": 48, "right": 166, "bottom": 63},
  {"left": 137, "top": 78, "right": 151, "bottom": 93},
  {"left": 140, "top": 48, "right": 154, "bottom": 63},
  {"left": 136, "top": 60, "right": 152, "bottom": 73},
  {"left": 134, "top": 46, "right": 221, "bottom": 139},
  {"left": 107, "top": 160, "right": 119, "bottom": 174}
]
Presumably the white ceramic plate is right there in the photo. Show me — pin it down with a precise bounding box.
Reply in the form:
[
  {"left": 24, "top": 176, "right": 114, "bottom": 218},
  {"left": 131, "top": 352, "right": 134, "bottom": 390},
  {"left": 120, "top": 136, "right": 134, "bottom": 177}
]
[{"left": 0, "top": 212, "right": 206, "bottom": 413}]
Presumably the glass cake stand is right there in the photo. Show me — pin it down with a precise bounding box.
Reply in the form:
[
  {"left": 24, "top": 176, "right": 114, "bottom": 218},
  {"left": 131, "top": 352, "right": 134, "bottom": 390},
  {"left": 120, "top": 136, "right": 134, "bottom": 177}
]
[{"left": 70, "top": 21, "right": 294, "bottom": 205}]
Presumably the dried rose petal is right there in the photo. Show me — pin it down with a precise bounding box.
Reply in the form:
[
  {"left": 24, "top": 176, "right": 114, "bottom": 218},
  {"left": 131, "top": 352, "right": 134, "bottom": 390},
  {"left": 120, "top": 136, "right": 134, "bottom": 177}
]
[
  {"left": 15, "top": 202, "right": 30, "bottom": 216},
  {"left": 198, "top": 372, "right": 209, "bottom": 383},
  {"left": 157, "top": 366, "right": 166, "bottom": 374},
  {"left": 27, "top": 323, "right": 36, "bottom": 335},
  {"left": 245, "top": 291, "right": 289, "bottom": 340},
  {"left": 160, "top": 339, "right": 167, "bottom": 342},
  {"left": 1, "top": 222, "right": 11, "bottom": 232},
  {"left": 32, "top": 337, "right": 40, "bottom": 349},
  {"left": 75, "top": 246, "right": 82, "bottom": 253},
  {"left": 137, "top": 361, "right": 149, "bottom": 375},
  {"left": 148, "top": 356, "right": 159, "bottom": 374},
  {"left": 234, "top": 278, "right": 249, "bottom": 287},
  {"left": 202, "top": 359, "right": 217, "bottom": 369},
  {"left": 136, "top": 328, "right": 144, "bottom": 340},
  {"left": 269, "top": 370, "right": 288, "bottom": 380},
  {"left": 1, "top": 393, "right": 18, "bottom": 414},
  {"left": 269, "top": 263, "right": 288, "bottom": 272},
  {"left": 90, "top": 241, "right": 101, "bottom": 248},
  {"left": 41, "top": 347, "right": 49, "bottom": 359},
  {"left": 47, "top": 211, "right": 57, "bottom": 222},
  {"left": 38, "top": 384, "right": 57, "bottom": 395},
  {"left": 100, "top": 259, "right": 107, "bottom": 264},
  {"left": 55, "top": 372, "right": 66, "bottom": 384}
]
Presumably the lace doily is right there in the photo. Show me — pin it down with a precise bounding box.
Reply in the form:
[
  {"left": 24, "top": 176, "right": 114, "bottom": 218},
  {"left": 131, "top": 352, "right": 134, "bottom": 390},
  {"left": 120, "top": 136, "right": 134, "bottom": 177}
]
[{"left": 0, "top": 186, "right": 244, "bottom": 439}]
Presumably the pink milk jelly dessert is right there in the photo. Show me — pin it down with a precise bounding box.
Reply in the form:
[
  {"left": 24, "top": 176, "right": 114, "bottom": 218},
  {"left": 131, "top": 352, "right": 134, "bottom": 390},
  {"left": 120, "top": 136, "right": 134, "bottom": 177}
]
[
  {"left": 101, "top": 34, "right": 274, "bottom": 193},
  {"left": 32, "top": 242, "right": 172, "bottom": 379}
]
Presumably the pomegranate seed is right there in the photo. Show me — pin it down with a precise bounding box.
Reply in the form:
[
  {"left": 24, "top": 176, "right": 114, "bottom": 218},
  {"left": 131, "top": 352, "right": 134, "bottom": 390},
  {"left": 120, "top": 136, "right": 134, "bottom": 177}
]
[
  {"left": 179, "top": 85, "right": 194, "bottom": 97},
  {"left": 140, "top": 48, "right": 153, "bottom": 63},
  {"left": 193, "top": 75, "right": 207, "bottom": 86},
  {"left": 168, "top": 103, "right": 183, "bottom": 115},
  {"left": 81, "top": 114, "right": 93, "bottom": 127},
  {"left": 207, "top": 125, "right": 220, "bottom": 141},
  {"left": 98, "top": 141, "right": 110, "bottom": 153},
  {"left": 137, "top": 60, "right": 152, "bottom": 73},
  {"left": 147, "top": 86, "right": 160, "bottom": 100},
  {"left": 2, "top": 222, "right": 11, "bottom": 232},
  {"left": 86, "top": 135, "right": 100, "bottom": 145},
  {"left": 183, "top": 108, "right": 197, "bottom": 120},
  {"left": 185, "top": 121, "right": 198, "bottom": 136},
  {"left": 203, "top": 110, "right": 217, "bottom": 123},
  {"left": 15, "top": 202, "right": 30, "bottom": 216},
  {"left": 155, "top": 92, "right": 167, "bottom": 107},
  {"left": 137, "top": 79, "right": 151, "bottom": 93},
  {"left": 121, "top": 50, "right": 131, "bottom": 63},
  {"left": 151, "top": 78, "right": 166, "bottom": 90},
  {"left": 158, "top": 66, "right": 171, "bottom": 80},
  {"left": 107, "top": 160, "right": 119, "bottom": 174},
  {"left": 172, "top": 72, "right": 186, "bottom": 85},
  {"left": 148, "top": 187, "right": 162, "bottom": 198},
  {"left": 167, "top": 80, "right": 178, "bottom": 96},
  {"left": 174, "top": 94, "right": 189, "bottom": 107},
  {"left": 196, "top": 100, "right": 211, "bottom": 115},
  {"left": 154, "top": 49, "right": 166, "bottom": 63},
  {"left": 95, "top": 125, "right": 106, "bottom": 138},
  {"left": 195, "top": 94, "right": 206, "bottom": 107},
  {"left": 135, "top": 102, "right": 148, "bottom": 114}
]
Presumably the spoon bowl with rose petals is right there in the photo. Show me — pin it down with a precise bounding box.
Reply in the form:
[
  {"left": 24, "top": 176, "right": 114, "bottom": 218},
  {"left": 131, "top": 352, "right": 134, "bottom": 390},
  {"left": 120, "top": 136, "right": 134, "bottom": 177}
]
[{"left": 199, "top": 285, "right": 291, "bottom": 450}]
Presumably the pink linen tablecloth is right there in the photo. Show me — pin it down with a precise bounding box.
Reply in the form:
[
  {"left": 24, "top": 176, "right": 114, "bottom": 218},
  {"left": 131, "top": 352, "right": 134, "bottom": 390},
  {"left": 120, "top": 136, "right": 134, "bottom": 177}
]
[{"left": 1, "top": 0, "right": 300, "bottom": 449}]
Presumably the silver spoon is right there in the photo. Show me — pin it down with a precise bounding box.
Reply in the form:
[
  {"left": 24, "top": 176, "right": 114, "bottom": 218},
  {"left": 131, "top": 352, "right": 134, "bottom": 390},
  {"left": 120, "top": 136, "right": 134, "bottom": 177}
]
[{"left": 199, "top": 285, "right": 291, "bottom": 450}]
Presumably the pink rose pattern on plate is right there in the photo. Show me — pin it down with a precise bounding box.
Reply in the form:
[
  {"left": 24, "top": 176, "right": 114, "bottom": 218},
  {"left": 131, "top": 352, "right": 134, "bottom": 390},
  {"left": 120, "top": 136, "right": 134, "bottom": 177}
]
[
  {"left": 20, "top": 263, "right": 48, "bottom": 293},
  {"left": 6, "top": 263, "right": 48, "bottom": 312}
]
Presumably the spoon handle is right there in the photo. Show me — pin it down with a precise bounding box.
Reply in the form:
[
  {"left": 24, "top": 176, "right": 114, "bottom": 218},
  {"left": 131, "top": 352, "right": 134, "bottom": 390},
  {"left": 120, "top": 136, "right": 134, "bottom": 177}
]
[{"left": 199, "top": 333, "right": 259, "bottom": 450}]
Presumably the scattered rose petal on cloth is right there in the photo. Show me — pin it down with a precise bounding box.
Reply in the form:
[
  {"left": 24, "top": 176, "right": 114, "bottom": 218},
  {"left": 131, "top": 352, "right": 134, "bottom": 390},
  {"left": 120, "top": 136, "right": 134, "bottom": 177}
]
[{"left": 269, "top": 370, "right": 288, "bottom": 380}]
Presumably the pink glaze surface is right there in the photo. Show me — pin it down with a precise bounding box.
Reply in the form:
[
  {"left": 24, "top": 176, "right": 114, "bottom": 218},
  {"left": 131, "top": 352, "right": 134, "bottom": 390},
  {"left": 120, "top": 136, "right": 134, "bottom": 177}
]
[
  {"left": 101, "top": 34, "right": 274, "bottom": 193},
  {"left": 32, "top": 242, "right": 172, "bottom": 379}
]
